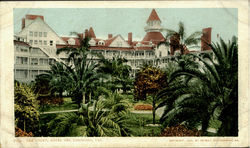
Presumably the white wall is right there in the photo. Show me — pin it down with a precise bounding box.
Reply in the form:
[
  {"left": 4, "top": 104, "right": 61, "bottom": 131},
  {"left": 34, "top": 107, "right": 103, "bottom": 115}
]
[
  {"left": 18, "top": 18, "right": 66, "bottom": 50},
  {"left": 109, "top": 35, "right": 130, "bottom": 47},
  {"left": 155, "top": 44, "right": 169, "bottom": 57}
]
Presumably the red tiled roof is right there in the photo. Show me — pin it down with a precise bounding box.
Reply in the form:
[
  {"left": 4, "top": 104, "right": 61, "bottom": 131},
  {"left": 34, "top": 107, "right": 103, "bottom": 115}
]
[
  {"left": 142, "top": 32, "right": 165, "bottom": 44},
  {"left": 14, "top": 40, "right": 31, "bottom": 47},
  {"left": 93, "top": 38, "right": 101, "bottom": 43},
  {"left": 134, "top": 46, "right": 154, "bottom": 50},
  {"left": 105, "top": 35, "right": 118, "bottom": 46},
  {"left": 88, "top": 27, "right": 96, "bottom": 38},
  {"left": 56, "top": 44, "right": 79, "bottom": 49},
  {"left": 25, "top": 14, "right": 44, "bottom": 21},
  {"left": 147, "top": 9, "right": 161, "bottom": 23},
  {"left": 90, "top": 46, "right": 134, "bottom": 51}
]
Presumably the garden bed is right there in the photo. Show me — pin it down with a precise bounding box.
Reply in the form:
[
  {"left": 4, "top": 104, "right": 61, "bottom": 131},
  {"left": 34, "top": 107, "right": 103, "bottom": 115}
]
[{"left": 134, "top": 104, "right": 153, "bottom": 111}]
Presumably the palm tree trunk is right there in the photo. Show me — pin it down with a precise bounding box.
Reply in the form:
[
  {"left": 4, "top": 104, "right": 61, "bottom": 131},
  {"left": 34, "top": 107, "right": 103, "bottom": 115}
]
[{"left": 152, "top": 95, "right": 156, "bottom": 125}]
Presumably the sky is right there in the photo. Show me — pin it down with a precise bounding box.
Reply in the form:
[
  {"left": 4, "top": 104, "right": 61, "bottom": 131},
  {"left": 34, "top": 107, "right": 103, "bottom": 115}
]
[{"left": 14, "top": 8, "right": 238, "bottom": 42}]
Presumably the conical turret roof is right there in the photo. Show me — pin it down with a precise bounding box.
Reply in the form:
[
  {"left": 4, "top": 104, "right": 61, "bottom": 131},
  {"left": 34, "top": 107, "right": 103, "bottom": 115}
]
[{"left": 147, "top": 9, "right": 161, "bottom": 23}]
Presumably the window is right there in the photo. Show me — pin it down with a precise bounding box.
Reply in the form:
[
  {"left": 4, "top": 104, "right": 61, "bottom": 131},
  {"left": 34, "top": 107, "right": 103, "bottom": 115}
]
[
  {"left": 16, "top": 57, "right": 28, "bottom": 65},
  {"left": 15, "top": 47, "right": 20, "bottom": 52},
  {"left": 31, "top": 58, "right": 38, "bottom": 65},
  {"left": 39, "top": 32, "right": 42, "bottom": 37},
  {"left": 50, "top": 40, "right": 53, "bottom": 46},
  {"left": 20, "top": 48, "right": 28, "bottom": 52},
  {"left": 29, "top": 31, "right": 33, "bottom": 37},
  {"left": 29, "top": 40, "right": 33, "bottom": 45},
  {"left": 44, "top": 40, "right": 47, "bottom": 45},
  {"left": 34, "top": 40, "right": 38, "bottom": 45},
  {"left": 49, "top": 59, "right": 55, "bottom": 65},
  {"left": 34, "top": 32, "right": 38, "bottom": 37},
  {"left": 43, "top": 32, "right": 47, "bottom": 37},
  {"left": 39, "top": 40, "right": 42, "bottom": 45},
  {"left": 30, "top": 70, "right": 38, "bottom": 79},
  {"left": 39, "top": 58, "right": 48, "bottom": 65},
  {"left": 98, "top": 40, "right": 105, "bottom": 45},
  {"left": 32, "top": 48, "right": 39, "bottom": 53},
  {"left": 16, "top": 69, "right": 28, "bottom": 78}
]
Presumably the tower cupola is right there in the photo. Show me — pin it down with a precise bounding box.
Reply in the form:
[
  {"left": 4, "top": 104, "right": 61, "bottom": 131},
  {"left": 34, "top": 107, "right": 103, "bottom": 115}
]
[{"left": 144, "top": 9, "right": 163, "bottom": 32}]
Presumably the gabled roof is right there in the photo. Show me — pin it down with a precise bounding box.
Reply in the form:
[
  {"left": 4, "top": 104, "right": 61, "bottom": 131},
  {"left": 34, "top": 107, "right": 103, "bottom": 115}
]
[
  {"left": 105, "top": 35, "right": 119, "bottom": 46},
  {"left": 18, "top": 16, "right": 67, "bottom": 45},
  {"left": 142, "top": 32, "right": 165, "bottom": 44},
  {"left": 88, "top": 27, "right": 96, "bottom": 38},
  {"left": 147, "top": 9, "right": 161, "bottom": 22}
]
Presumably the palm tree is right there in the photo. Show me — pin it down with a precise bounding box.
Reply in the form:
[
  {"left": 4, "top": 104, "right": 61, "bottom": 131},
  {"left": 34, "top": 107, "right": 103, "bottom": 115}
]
[
  {"left": 55, "top": 34, "right": 104, "bottom": 106},
  {"left": 78, "top": 100, "right": 129, "bottom": 136},
  {"left": 101, "top": 90, "right": 131, "bottom": 114},
  {"left": 159, "top": 21, "right": 202, "bottom": 55},
  {"left": 47, "top": 98, "right": 130, "bottom": 137},
  {"left": 34, "top": 62, "right": 69, "bottom": 98},
  {"left": 98, "top": 57, "right": 133, "bottom": 93},
  {"left": 157, "top": 36, "right": 238, "bottom": 136}
]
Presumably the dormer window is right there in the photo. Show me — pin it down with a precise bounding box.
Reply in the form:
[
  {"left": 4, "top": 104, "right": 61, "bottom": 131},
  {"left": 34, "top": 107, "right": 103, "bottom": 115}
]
[
  {"left": 98, "top": 40, "right": 105, "bottom": 46},
  {"left": 67, "top": 38, "right": 75, "bottom": 45},
  {"left": 136, "top": 42, "right": 142, "bottom": 47},
  {"left": 89, "top": 39, "right": 96, "bottom": 46}
]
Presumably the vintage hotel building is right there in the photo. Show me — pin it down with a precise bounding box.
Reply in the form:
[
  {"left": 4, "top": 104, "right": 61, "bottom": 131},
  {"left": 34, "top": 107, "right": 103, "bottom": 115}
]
[{"left": 14, "top": 9, "right": 212, "bottom": 83}]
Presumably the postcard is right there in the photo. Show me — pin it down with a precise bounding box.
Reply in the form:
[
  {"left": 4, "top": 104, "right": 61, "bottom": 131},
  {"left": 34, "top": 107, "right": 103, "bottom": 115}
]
[{"left": 0, "top": 0, "right": 249, "bottom": 147}]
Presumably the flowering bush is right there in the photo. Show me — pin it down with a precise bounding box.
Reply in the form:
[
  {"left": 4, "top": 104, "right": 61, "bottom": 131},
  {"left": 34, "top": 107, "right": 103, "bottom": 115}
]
[
  {"left": 15, "top": 127, "right": 34, "bottom": 137},
  {"left": 134, "top": 104, "right": 153, "bottom": 110},
  {"left": 159, "top": 125, "right": 202, "bottom": 136}
]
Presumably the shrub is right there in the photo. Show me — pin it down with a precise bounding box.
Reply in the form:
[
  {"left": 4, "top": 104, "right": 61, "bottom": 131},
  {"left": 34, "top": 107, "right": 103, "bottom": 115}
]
[
  {"left": 15, "top": 83, "right": 39, "bottom": 134},
  {"left": 159, "top": 125, "right": 202, "bottom": 136},
  {"left": 39, "top": 97, "right": 64, "bottom": 105},
  {"left": 15, "top": 127, "right": 34, "bottom": 137},
  {"left": 134, "top": 104, "right": 153, "bottom": 110}
]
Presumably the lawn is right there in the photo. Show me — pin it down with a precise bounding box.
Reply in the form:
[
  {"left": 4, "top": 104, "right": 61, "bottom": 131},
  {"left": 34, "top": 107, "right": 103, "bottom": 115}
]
[
  {"left": 125, "top": 113, "right": 162, "bottom": 136},
  {"left": 39, "top": 97, "right": 78, "bottom": 112},
  {"left": 38, "top": 111, "right": 162, "bottom": 137}
]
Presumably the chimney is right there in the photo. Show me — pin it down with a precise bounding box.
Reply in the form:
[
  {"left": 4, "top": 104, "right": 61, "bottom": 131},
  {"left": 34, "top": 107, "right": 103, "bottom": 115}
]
[
  {"left": 128, "top": 32, "right": 132, "bottom": 45},
  {"left": 108, "top": 34, "right": 113, "bottom": 39},
  {"left": 22, "top": 18, "right": 25, "bottom": 30},
  {"left": 84, "top": 29, "right": 89, "bottom": 38},
  {"left": 201, "top": 27, "right": 212, "bottom": 51}
]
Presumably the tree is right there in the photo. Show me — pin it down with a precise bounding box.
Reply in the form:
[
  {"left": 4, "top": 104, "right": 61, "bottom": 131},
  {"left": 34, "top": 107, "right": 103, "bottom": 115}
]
[
  {"left": 55, "top": 34, "right": 103, "bottom": 106},
  {"left": 101, "top": 90, "right": 131, "bottom": 114},
  {"left": 98, "top": 57, "right": 133, "bottom": 93},
  {"left": 79, "top": 100, "right": 129, "bottom": 136},
  {"left": 134, "top": 64, "right": 168, "bottom": 124},
  {"left": 14, "top": 83, "right": 39, "bottom": 135},
  {"left": 34, "top": 62, "right": 69, "bottom": 98},
  {"left": 157, "top": 36, "right": 238, "bottom": 136},
  {"left": 159, "top": 21, "right": 202, "bottom": 55},
  {"left": 47, "top": 99, "right": 129, "bottom": 136}
]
